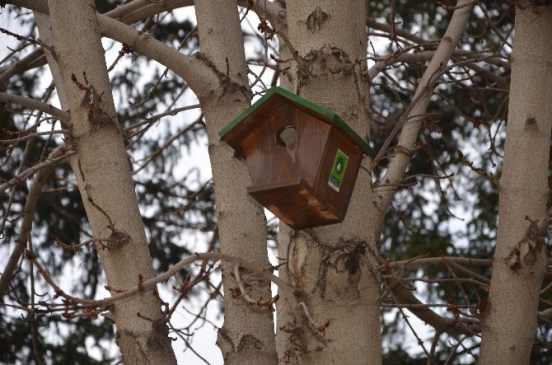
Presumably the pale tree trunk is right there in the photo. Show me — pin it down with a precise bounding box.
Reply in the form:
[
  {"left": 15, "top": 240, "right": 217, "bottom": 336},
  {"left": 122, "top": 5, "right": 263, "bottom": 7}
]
[
  {"left": 47, "top": 1, "right": 177, "bottom": 363},
  {"left": 479, "top": 4, "right": 552, "bottom": 364},
  {"left": 34, "top": 14, "right": 68, "bottom": 108},
  {"left": 274, "top": 45, "right": 298, "bottom": 365},
  {"left": 259, "top": 3, "right": 301, "bottom": 361},
  {"left": 276, "top": 1, "right": 382, "bottom": 364},
  {"left": 193, "top": 1, "right": 277, "bottom": 364}
]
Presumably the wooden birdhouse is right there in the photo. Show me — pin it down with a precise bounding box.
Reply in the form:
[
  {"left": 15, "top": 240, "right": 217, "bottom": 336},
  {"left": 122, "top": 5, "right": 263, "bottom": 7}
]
[{"left": 219, "top": 87, "right": 375, "bottom": 230}]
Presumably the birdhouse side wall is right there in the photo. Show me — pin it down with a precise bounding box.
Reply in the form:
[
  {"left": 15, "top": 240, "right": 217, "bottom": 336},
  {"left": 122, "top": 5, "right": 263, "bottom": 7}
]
[{"left": 312, "top": 127, "right": 365, "bottom": 219}]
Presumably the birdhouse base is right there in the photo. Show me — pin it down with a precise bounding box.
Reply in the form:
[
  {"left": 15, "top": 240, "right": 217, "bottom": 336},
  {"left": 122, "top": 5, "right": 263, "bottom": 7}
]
[{"left": 247, "top": 178, "right": 342, "bottom": 230}]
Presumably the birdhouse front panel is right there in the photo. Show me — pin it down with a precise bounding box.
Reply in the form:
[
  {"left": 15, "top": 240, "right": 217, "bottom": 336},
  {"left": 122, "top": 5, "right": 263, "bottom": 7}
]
[
  {"left": 219, "top": 87, "right": 375, "bottom": 230},
  {"left": 239, "top": 105, "right": 330, "bottom": 187}
]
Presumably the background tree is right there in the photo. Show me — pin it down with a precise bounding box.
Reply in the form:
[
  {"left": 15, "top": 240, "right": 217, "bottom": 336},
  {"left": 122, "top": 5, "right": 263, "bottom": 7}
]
[
  {"left": 480, "top": 4, "right": 552, "bottom": 364},
  {"left": 1, "top": 0, "right": 552, "bottom": 364}
]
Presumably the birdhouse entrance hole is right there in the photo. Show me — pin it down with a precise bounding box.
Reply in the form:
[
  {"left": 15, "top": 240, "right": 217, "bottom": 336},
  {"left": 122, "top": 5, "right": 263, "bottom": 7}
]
[{"left": 276, "top": 125, "right": 297, "bottom": 147}]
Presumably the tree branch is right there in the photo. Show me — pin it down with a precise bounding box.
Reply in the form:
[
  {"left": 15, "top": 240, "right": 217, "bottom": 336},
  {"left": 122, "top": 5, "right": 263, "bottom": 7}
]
[
  {"left": 384, "top": 275, "right": 481, "bottom": 336},
  {"left": 0, "top": 48, "right": 45, "bottom": 84},
  {"left": 0, "top": 148, "right": 75, "bottom": 194},
  {"left": 0, "top": 92, "right": 70, "bottom": 121},
  {"left": 0, "top": 147, "right": 68, "bottom": 296},
  {"left": 384, "top": 256, "right": 491, "bottom": 270},
  {"left": 372, "top": 0, "right": 475, "bottom": 230},
  {"left": 7, "top": 0, "right": 219, "bottom": 99},
  {"left": 29, "top": 251, "right": 301, "bottom": 319}
]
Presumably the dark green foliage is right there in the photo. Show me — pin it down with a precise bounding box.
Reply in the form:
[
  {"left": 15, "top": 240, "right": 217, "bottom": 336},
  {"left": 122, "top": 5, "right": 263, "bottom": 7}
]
[
  {"left": 382, "top": 347, "right": 428, "bottom": 365},
  {"left": 0, "top": 314, "right": 115, "bottom": 365}
]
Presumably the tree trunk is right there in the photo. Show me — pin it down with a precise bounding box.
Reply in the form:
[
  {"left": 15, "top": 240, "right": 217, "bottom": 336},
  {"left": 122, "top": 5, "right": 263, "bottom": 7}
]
[
  {"left": 193, "top": 1, "right": 278, "bottom": 364},
  {"left": 47, "top": 1, "right": 177, "bottom": 363},
  {"left": 276, "top": 1, "right": 382, "bottom": 364},
  {"left": 479, "top": 3, "right": 552, "bottom": 364}
]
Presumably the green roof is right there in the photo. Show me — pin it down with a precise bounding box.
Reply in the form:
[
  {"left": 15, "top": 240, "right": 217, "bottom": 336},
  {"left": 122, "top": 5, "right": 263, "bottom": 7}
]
[{"left": 219, "top": 86, "right": 376, "bottom": 158}]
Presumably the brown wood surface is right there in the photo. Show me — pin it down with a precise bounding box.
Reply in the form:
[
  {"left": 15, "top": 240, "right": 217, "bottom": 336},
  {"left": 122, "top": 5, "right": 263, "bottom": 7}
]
[
  {"left": 221, "top": 95, "right": 365, "bottom": 229},
  {"left": 241, "top": 106, "right": 330, "bottom": 186},
  {"left": 247, "top": 178, "right": 341, "bottom": 230}
]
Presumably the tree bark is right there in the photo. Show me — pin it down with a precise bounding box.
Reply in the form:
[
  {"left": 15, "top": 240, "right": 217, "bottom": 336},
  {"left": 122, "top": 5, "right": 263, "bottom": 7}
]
[
  {"left": 193, "top": 1, "right": 278, "bottom": 364},
  {"left": 46, "top": 1, "right": 177, "bottom": 363},
  {"left": 479, "top": 3, "right": 552, "bottom": 364},
  {"left": 277, "top": 1, "right": 382, "bottom": 364}
]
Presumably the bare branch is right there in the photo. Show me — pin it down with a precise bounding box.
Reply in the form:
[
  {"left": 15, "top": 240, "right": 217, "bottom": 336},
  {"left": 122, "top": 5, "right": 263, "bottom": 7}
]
[
  {"left": 233, "top": 263, "right": 258, "bottom": 304},
  {"left": 384, "top": 275, "right": 480, "bottom": 336},
  {"left": 0, "top": 147, "right": 76, "bottom": 193},
  {"left": 0, "top": 148, "right": 75, "bottom": 194},
  {"left": 383, "top": 256, "right": 491, "bottom": 270},
  {"left": 0, "top": 147, "right": 68, "bottom": 295},
  {"left": 27, "top": 251, "right": 301, "bottom": 318},
  {"left": 0, "top": 92, "right": 70, "bottom": 121},
  {"left": 372, "top": 0, "right": 475, "bottom": 229},
  {"left": 7, "top": 0, "right": 219, "bottom": 98},
  {"left": 0, "top": 48, "right": 45, "bottom": 84}
]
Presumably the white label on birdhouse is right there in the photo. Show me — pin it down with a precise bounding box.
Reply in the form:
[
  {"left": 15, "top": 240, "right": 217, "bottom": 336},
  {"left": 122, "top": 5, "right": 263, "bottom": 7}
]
[{"left": 328, "top": 149, "right": 348, "bottom": 192}]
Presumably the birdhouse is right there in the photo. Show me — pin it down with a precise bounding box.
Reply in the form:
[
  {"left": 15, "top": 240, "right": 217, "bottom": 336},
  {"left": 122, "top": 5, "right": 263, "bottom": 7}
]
[{"left": 219, "top": 87, "right": 375, "bottom": 230}]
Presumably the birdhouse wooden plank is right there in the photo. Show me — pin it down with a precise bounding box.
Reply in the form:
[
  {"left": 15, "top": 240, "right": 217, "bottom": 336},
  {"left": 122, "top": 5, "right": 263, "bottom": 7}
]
[{"left": 219, "top": 87, "right": 375, "bottom": 230}]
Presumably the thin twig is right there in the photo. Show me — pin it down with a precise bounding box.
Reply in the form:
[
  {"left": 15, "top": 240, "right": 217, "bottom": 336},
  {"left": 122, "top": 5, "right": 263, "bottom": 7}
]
[
  {"left": 0, "top": 149, "right": 75, "bottom": 194},
  {"left": 0, "top": 147, "right": 69, "bottom": 295},
  {"left": 0, "top": 92, "right": 70, "bottom": 122}
]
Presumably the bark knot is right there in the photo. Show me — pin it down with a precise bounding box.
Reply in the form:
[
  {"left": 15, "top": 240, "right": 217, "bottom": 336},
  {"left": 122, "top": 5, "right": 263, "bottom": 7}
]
[
  {"left": 298, "top": 46, "right": 353, "bottom": 86},
  {"left": 507, "top": 216, "right": 545, "bottom": 270},
  {"left": 306, "top": 6, "right": 329, "bottom": 33},
  {"left": 71, "top": 72, "right": 117, "bottom": 131},
  {"left": 335, "top": 241, "right": 367, "bottom": 284},
  {"left": 237, "top": 334, "right": 263, "bottom": 351},
  {"left": 193, "top": 53, "right": 250, "bottom": 102},
  {"left": 147, "top": 318, "right": 171, "bottom": 352},
  {"left": 524, "top": 117, "right": 539, "bottom": 132}
]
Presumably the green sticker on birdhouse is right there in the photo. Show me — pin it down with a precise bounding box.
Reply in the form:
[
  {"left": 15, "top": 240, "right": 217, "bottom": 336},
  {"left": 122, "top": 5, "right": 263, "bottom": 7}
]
[{"left": 328, "top": 149, "right": 348, "bottom": 192}]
